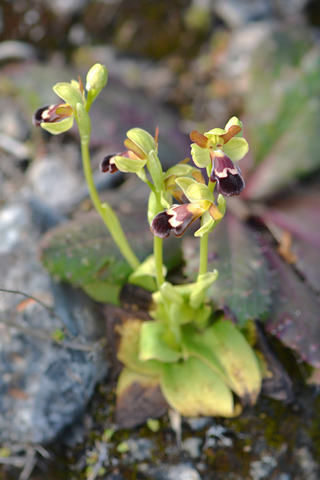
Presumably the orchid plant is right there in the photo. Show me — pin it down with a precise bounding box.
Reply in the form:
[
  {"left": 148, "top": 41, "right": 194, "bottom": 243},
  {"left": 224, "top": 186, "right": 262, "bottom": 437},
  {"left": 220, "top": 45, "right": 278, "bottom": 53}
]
[{"left": 34, "top": 64, "right": 262, "bottom": 420}]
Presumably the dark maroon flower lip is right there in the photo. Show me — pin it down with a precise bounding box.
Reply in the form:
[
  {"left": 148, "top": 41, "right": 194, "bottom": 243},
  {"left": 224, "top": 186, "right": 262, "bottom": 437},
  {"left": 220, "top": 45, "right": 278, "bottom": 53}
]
[
  {"left": 210, "top": 151, "right": 245, "bottom": 196},
  {"left": 150, "top": 203, "right": 205, "bottom": 238},
  {"left": 33, "top": 103, "right": 73, "bottom": 127},
  {"left": 33, "top": 105, "right": 51, "bottom": 126},
  {"left": 100, "top": 154, "right": 119, "bottom": 174}
]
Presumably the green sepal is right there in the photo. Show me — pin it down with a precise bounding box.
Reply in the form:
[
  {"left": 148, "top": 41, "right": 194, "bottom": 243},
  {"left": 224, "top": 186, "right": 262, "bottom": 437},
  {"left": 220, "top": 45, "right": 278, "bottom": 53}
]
[
  {"left": 113, "top": 155, "right": 146, "bottom": 173},
  {"left": 205, "top": 127, "right": 227, "bottom": 136},
  {"left": 160, "top": 357, "right": 236, "bottom": 417},
  {"left": 175, "top": 177, "right": 196, "bottom": 199},
  {"left": 128, "top": 255, "right": 166, "bottom": 292},
  {"left": 223, "top": 137, "right": 249, "bottom": 161},
  {"left": 126, "top": 128, "right": 156, "bottom": 157},
  {"left": 40, "top": 116, "right": 74, "bottom": 135},
  {"left": 165, "top": 163, "right": 195, "bottom": 178},
  {"left": 76, "top": 103, "right": 91, "bottom": 143},
  {"left": 186, "top": 183, "right": 214, "bottom": 203},
  {"left": 139, "top": 321, "right": 182, "bottom": 363},
  {"left": 224, "top": 116, "right": 243, "bottom": 137},
  {"left": 189, "top": 271, "right": 219, "bottom": 309},
  {"left": 190, "top": 143, "right": 211, "bottom": 168},
  {"left": 148, "top": 150, "right": 163, "bottom": 192},
  {"left": 53, "top": 82, "right": 83, "bottom": 110}
]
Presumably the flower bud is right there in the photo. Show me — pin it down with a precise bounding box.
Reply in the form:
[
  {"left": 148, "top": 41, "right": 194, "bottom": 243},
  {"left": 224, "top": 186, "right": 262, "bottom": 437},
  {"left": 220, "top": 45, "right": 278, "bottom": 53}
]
[{"left": 86, "top": 64, "right": 108, "bottom": 92}]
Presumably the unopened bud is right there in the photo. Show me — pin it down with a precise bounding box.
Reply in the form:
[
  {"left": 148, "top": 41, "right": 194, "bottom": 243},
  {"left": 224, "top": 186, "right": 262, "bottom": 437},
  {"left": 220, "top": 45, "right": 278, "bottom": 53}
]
[{"left": 86, "top": 64, "right": 108, "bottom": 92}]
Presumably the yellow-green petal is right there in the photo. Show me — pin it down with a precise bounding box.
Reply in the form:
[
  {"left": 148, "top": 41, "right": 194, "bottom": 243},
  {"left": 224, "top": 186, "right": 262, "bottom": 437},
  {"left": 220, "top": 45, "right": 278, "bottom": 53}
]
[
  {"left": 126, "top": 128, "right": 156, "bottom": 157},
  {"left": 40, "top": 116, "right": 74, "bottom": 135},
  {"left": 190, "top": 143, "right": 211, "bottom": 168},
  {"left": 223, "top": 137, "right": 249, "bottom": 161}
]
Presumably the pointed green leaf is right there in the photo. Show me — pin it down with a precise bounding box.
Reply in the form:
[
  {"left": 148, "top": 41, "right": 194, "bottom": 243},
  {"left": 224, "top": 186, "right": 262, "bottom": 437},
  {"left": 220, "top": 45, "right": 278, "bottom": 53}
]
[
  {"left": 53, "top": 82, "right": 83, "bottom": 109},
  {"left": 40, "top": 116, "right": 74, "bottom": 135},
  {"left": 160, "top": 282, "right": 184, "bottom": 305},
  {"left": 160, "top": 357, "right": 236, "bottom": 417},
  {"left": 140, "top": 321, "right": 182, "bottom": 362}
]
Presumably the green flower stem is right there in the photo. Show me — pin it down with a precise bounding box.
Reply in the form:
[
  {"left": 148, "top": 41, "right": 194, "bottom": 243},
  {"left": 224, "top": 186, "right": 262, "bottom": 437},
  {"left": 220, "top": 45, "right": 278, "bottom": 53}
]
[
  {"left": 154, "top": 192, "right": 165, "bottom": 288},
  {"left": 80, "top": 140, "right": 140, "bottom": 270},
  {"left": 198, "top": 228, "right": 209, "bottom": 277}
]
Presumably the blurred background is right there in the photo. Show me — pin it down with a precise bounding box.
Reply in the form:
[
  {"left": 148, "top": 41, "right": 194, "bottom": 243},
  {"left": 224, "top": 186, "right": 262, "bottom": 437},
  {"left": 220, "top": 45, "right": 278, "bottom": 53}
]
[{"left": 1, "top": 0, "right": 320, "bottom": 205}]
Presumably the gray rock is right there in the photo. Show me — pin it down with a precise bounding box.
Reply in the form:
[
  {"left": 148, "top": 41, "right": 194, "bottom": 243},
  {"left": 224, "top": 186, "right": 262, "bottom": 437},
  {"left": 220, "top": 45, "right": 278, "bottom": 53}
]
[
  {"left": 125, "top": 438, "right": 154, "bottom": 462},
  {"left": 140, "top": 463, "right": 202, "bottom": 480},
  {"left": 250, "top": 454, "right": 277, "bottom": 480},
  {"left": 0, "top": 199, "right": 108, "bottom": 444},
  {"left": 181, "top": 437, "right": 203, "bottom": 459}
]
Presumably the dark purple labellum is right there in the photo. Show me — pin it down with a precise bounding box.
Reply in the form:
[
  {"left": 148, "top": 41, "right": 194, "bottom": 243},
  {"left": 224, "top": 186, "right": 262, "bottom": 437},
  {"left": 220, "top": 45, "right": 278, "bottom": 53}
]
[
  {"left": 33, "top": 105, "right": 51, "bottom": 126},
  {"left": 151, "top": 204, "right": 204, "bottom": 238},
  {"left": 100, "top": 154, "right": 119, "bottom": 174},
  {"left": 210, "top": 152, "right": 245, "bottom": 196}
]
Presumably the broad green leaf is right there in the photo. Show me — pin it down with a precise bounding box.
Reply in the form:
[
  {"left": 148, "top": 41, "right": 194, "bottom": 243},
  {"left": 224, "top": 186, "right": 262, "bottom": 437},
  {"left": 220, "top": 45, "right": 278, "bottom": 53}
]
[
  {"left": 183, "top": 214, "right": 272, "bottom": 326},
  {"left": 39, "top": 212, "right": 153, "bottom": 304},
  {"left": 206, "top": 320, "right": 262, "bottom": 405},
  {"left": 160, "top": 357, "right": 237, "bottom": 417},
  {"left": 140, "top": 321, "right": 182, "bottom": 363},
  {"left": 117, "top": 320, "right": 161, "bottom": 376},
  {"left": 181, "top": 324, "right": 230, "bottom": 385}
]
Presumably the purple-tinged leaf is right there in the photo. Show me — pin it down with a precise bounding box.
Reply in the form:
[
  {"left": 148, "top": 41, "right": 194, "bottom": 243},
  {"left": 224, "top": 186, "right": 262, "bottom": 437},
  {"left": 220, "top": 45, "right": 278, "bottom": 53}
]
[
  {"left": 183, "top": 214, "right": 272, "bottom": 326},
  {"left": 263, "top": 239, "right": 320, "bottom": 368},
  {"left": 262, "top": 193, "right": 320, "bottom": 293}
]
